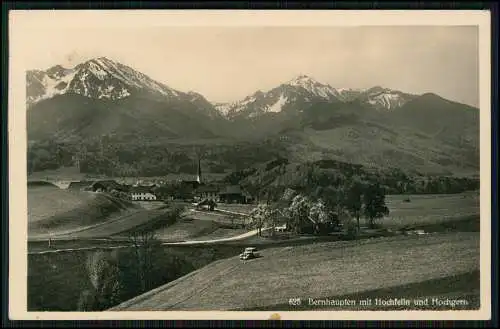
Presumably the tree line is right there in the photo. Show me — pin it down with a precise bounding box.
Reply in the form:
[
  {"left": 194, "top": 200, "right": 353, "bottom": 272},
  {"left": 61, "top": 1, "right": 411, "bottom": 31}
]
[
  {"left": 236, "top": 159, "right": 479, "bottom": 202},
  {"left": 248, "top": 178, "right": 389, "bottom": 238},
  {"left": 27, "top": 138, "right": 284, "bottom": 177}
]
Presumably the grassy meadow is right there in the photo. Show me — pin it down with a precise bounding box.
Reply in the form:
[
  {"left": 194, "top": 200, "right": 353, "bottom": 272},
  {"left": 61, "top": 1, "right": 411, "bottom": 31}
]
[
  {"left": 149, "top": 217, "right": 247, "bottom": 242},
  {"left": 28, "top": 185, "right": 141, "bottom": 238},
  {"left": 111, "top": 231, "right": 480, "bottom": 311},
  {"left": 379, "top": 192, "right": 479, "bottom": 229}
]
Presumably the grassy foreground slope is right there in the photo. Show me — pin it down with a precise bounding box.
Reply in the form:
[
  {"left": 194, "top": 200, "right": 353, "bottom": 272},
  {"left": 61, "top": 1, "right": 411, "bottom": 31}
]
[{"left": 110, "top": 232, "right": 479, "bottom": 311}]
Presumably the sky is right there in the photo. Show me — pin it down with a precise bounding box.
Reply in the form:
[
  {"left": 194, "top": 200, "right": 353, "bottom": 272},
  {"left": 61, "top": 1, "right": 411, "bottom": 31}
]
[{"left": 17, "top": 24, "right": 479, "bottom": 107}]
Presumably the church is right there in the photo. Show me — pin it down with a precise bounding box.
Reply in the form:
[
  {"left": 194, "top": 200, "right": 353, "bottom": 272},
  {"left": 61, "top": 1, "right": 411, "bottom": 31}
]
[
  {"left": 181, "top": 156, "right": 250, "bottom": 204},
  {"left": 180, "top": 157, "right": 203, "bottom": 188},
  {"left": 180, "top": 157, "right": 219, "bottom": 202}
]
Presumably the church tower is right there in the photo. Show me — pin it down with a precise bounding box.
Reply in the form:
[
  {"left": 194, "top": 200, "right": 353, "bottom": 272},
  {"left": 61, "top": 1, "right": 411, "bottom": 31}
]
[{"left": 196, "top": 156, "right": 202, "bottom": 184}]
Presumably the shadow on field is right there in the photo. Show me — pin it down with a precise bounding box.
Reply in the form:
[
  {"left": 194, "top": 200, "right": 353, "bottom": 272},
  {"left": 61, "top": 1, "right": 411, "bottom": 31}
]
[
  {"left": 400, "top": 215, "right": 480, "bottom": 233},
  {"left": 29, "top": 193, "right": 138, "bottom": 234}
]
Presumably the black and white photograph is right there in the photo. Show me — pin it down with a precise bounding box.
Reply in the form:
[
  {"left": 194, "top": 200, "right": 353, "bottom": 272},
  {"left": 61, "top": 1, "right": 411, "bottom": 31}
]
[{"left": 8, "top": 10, "right": 491, "bottom": 321}]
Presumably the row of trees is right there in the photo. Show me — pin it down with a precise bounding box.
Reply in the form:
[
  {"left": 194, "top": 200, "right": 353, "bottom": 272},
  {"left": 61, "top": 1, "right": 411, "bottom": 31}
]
[{"left": 249, "top": 179, "right": 389, "bottom": 237}]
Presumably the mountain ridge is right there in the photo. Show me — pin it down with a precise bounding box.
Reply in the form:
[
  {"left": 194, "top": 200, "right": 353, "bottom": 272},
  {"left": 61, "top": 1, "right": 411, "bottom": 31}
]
[
  {"left": 26, "top": 57, "right": 480, "bottom": 176},
  {"left": 27, "top": 58, "right": 469, "bottom": 115},
  {"left": 212, "top": 74, "right": 420, "bottom": 120}
]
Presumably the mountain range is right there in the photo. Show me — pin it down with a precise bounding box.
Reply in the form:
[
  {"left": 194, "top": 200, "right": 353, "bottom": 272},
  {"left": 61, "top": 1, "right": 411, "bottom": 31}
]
[
  {"left": 26, "top": 57, "right": 479, "bottom": 175},
  {"left": 214, "top": 76, "right": 417, "bottom": 119}
]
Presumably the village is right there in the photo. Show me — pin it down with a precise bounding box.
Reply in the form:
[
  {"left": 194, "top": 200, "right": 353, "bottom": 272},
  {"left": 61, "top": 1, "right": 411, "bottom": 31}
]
[{"left": 70, "top": 158, "right": 253, "bottom": 207}]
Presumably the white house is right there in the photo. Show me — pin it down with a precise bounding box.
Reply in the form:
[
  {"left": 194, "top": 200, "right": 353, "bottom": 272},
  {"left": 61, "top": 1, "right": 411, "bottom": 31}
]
[
  {"left": 130, "top": 186, "right": 157, "bottom": 201},
  {"left": 131, "top": 192, "right": 157, "bottom": 201}
]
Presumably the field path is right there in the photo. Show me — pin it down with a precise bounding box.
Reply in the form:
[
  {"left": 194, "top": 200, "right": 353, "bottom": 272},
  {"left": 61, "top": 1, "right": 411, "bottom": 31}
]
[
  {"left": 28, "top": 224, "right": 264, "bottom": 255},
  {"left": 159, "top": 227, "right": 270, "bottom": 245}
]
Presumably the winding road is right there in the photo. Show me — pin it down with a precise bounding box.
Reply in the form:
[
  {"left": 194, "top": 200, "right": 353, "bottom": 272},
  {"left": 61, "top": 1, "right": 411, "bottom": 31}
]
[
  {"left": 28, "top": 206, "right": 261, "bottom": 255},
  {"left": 28, "top": 228, "right": 265, "bottom": 255}
]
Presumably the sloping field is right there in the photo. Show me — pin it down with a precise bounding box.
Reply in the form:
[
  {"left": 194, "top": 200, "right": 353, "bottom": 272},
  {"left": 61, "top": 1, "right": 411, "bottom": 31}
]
[
  {"left": 152, "top": 219, "right": 220, "bottom": 242},
  {"left": 381, "top": 193, "right": 479, "bottom": 228},
  {"left": 28, "top": 185, "right": 93, "bottom": 223},
  {"left": 28, "top": 186, "right": 140, "bottom": 237},
  {"left": 187, "top": 209, "right": 246, "bottom": 225},
  {"left": 151, "top": 212, "right": 247, "bottom": 242},
  {"left": 110, "top": 232, "right": 479, "bottom": 311},
  {"left": 64, "top": 208, "right": 170, "bottom": 239}
]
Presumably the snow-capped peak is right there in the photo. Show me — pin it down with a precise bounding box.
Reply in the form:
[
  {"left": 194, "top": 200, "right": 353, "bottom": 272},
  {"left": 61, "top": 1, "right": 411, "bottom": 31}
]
[
  {"left": 212, "top": 74, "right": 417, "bottom": 118},
  {"left": 288, "top": 74, "right": 317, "bottom": 86},
  {"left": 26, "top": 56, "right": 185, "bottom": 105},
  {"left": 287, "top": 74, "right": 325, "bottom": 90},
  {"left": 361, "top": 86, "right": 415, "bottom": 110},
  {"left": 285, "top": 74, "right": 339, "bottom": 100}
]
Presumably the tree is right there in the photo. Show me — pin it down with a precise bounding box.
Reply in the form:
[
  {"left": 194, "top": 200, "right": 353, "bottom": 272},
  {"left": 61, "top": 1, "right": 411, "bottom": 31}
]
[
  {"left": 287, "top": 194, "right": 312, "bottom": 234},
  {"left": 308, "top": 199, "right": 330, "bottom": 234},
  {"left": 281, "top": 188, "right": 297, "bottom": 204},
  {"left": 84, "top": 251, "right": 121, "bottom": 311},
  {"left": 313, "top": 185, "right": 345, "bottom": 228},
  {"left": 345, "top": 179, "right": 365, "bottom": 230},
  {"left": 128, "top": 230, "right": 162, "bottom": 292},
  {"left": 362, "top": 182, "right": 389, "bottom": 228},
  {"left": 249, "top": 203, "right": 272, "bottom": 236}
]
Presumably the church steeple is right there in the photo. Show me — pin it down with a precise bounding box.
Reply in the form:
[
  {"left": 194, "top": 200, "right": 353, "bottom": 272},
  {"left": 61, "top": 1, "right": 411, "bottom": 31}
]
[{"left": 196, "top": 156, "right": 202, "bottom": 184}]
